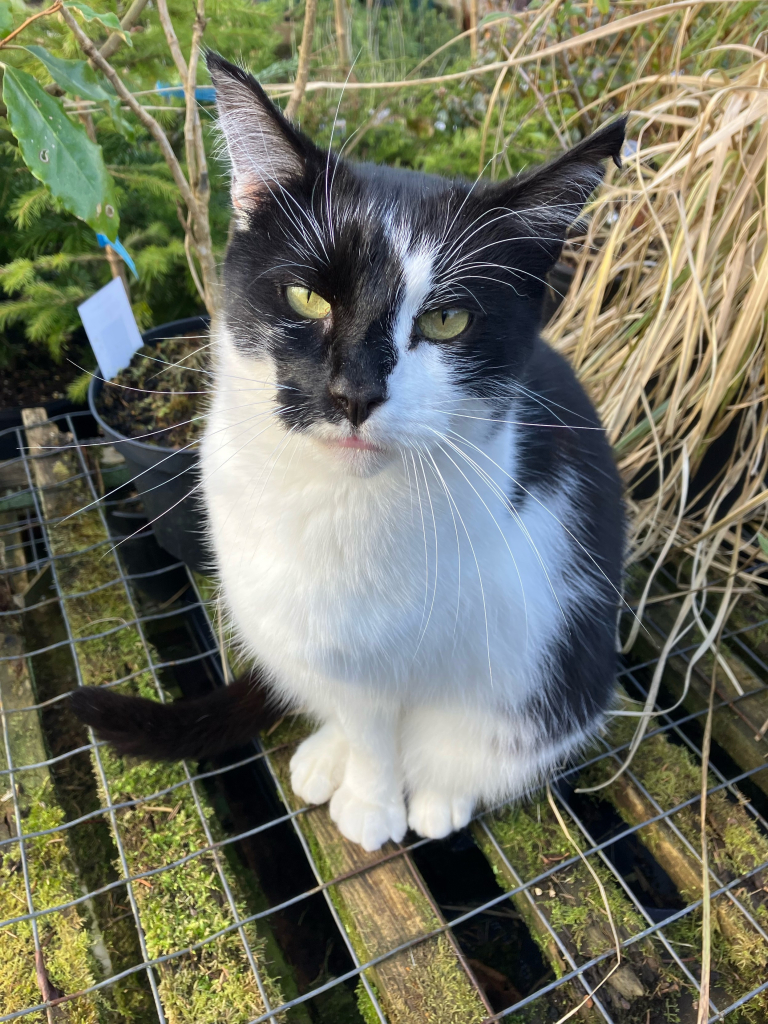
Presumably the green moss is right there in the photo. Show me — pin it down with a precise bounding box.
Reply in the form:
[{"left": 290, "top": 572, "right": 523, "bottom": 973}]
[
  {"left": 485, "top": 800, "right": 652, "bottom": 954},
  {"left": 21, "top": 580, "right": 157, "bottom": 1023},
  {"left": 393, "top": 881, "right": 437, "bottom": 923},
  {"left": 30, "top": 459, "right": 289, "bottom": 1023},
  {"left": 403, "top": 934, "right": 487, "bottom": 1024},
  {"left": 84, "top": 675, "right": 286, "bottom": 1024},
  {"left": 477, "top": 794, "right": 682, "bottom": 1023},
  {"left": 0, "top": 782, "right": 101, "bottom": 1023},
  {"left": 585, "top": 710, "right": 768, "bottom": 1023},
  {"left": 355, "top": 978, "right": 382, "bottom": 1024}
]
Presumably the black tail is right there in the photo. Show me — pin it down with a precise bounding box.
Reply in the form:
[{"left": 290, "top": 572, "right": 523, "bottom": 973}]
[{"left": 69, "top": 672, "right": 280, "bottom": 761}]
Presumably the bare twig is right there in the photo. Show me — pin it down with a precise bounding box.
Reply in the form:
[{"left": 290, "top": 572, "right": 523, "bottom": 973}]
[
  {"left": 469, "top": 0, "right": 479, "bottom": 60},
  {"left": 0, "top": 0, "right": 62, "bottom": 50},
  {"left": 34, "top": 949, "right": 64, "bottom": 1024},
  {"left": 285, "top": 0, "right": 319, "bottom": 121},
  {"left": 185, "top": 2, "right": 207, "bottom": 196},
  {"left": 60, "top": 7, "right": 195, "bottom": 212},
  {"left": 59, "top": 4, "right": 219, "bottom": 313},
  {"left": 333, "top": 0, "right": 352, "bottom": 73},
  {"left": 99, "top": 0, "right": 150, "bottom": 60},
  {"left": 156, "top": 0, "right": 188, "bottom": 83},
  {"left": 180, "top": 0, "right": 214, "bottom": 310}
]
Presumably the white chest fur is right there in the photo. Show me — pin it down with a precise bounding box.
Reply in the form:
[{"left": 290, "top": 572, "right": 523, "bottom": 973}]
[{"left": 201, "top": 341, "right": 580, "bottom": 719}]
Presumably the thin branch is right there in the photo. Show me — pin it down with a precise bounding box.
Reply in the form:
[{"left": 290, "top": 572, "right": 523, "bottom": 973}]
[
  {"left": 99, "top": 0, "right": 150, "bottom": 60},
  {"left": 155, "top": 0, "right": 188, "bottom": 84},
  {"left": 60, "top": 1, "right": 220, "bottom": 313},
  {"left": 178, "top": 204, "right": 206, "bottom": 307},
  {"left": 185, "top": 4, "right": 206, "bottom": 193},
  {"left": 333, "top": 0, "right": 352, "bottom": 73},
  {"left": 58, "top": 5, "right": 198, "bottom": 221},
  {"left": 184, "top": 0, "right": 215, "bottom": 312},
  {"left": 265, "top": 0, "right": 729, "bottom": 98},
  {"left": 469, "top": 0, "right": 479, "bottom": 60},
  {"left": 285, "top": 0, "right": 319, "bottom": 121},
  {"left": 0, "top": 0, "right": 62, "bottom": 50}
]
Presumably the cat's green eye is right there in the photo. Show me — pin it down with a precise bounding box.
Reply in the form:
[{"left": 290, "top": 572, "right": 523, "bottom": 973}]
[
  {"left": 286, "top": 285, "right": 331, "bottom": 320},
  {"left": 416, "top": 308, "right": 470, "bottom": 341}
]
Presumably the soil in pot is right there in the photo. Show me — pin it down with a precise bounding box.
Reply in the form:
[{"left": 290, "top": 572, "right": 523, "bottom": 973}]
[
  {"left": 1, "top": 327, "right": 94, "bottom": 413},
  {"left": 95, "top": 333, "right": 209, "bottom": 449}
]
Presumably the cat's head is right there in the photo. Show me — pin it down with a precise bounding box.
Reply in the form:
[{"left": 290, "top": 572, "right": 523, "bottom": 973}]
[{"left": 207, "top": 52, "right": 624, "bottom": 474}]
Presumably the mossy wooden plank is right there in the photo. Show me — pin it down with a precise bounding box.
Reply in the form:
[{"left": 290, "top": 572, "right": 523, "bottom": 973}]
[
  {"left": 724, "top": 591, "right": 768, "bottom": 669},
  {"left": 627, "top": 569, "right": 768, "bottom": 798},
  {"left": 267, "top": 715, "right": 489, "bottom": 1024},
  {"left": 583, "top": 709, "right": 768, "bottom": 1021},
  {"left": 1, "top": 518, "right": 101, "bottom": 1023},
  {"left": 473, "top": 789, "right": 679, "bottom": 1024},
  {"left": 22, "top": 409, "right": 289, "bottom": 1024}
]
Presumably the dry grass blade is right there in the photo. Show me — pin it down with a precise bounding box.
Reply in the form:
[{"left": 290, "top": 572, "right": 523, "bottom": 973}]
[{"left": 535, "top": 7, "right": 768, "bottom": 675}]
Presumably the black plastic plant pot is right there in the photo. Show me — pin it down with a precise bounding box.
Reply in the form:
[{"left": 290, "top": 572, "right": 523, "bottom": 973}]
[{"left": 88, "top": 316, "right": 210, "bottom": 574}]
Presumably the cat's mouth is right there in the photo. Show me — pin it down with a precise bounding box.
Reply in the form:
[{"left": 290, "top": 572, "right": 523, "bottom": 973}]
[
  {"left": 314, "top": 431, "right": 391, "bottom": 469},
  {"left": 330, "top": 435, "right": 383, "bottom": 452}
]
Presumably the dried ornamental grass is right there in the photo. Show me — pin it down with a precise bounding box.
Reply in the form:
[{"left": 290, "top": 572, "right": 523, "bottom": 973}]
[
  {"left": 548, "top": 54, "right": 768, "bottom": 571},
  {"left": 534, "top": 34, "right": 768, "bottom": 706}
]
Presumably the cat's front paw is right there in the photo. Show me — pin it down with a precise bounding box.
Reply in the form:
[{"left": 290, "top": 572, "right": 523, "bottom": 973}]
[
  {"left": 329, "top": 783, "right": 407, "bottom": 852},
  {"left": 407, "top": 791, "right": 474, "bottom": 839},
  {"left": 290, "top": 724, "right": 349, "bottom": 806}
]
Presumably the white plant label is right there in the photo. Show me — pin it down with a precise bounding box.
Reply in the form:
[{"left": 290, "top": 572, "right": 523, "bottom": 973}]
[{"left": 78, "top": 277, "right": 143, "bottom": 381}]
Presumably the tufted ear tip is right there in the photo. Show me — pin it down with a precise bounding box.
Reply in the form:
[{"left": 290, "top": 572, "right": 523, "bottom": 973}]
[
  {"left": 205, "top": 52, "right": 309, "bottom": 215},
  {"left": 483, "top": 115, "right": 628, "bottom": 278},
  {"left": 582, "top": 116, "right": 627, "bottom": 165}
]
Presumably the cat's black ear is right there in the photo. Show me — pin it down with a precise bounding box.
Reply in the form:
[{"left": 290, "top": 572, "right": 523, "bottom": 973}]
[
  {"left": 497, "top": 116, "right": 626, "bottom": 269},
  {"left": 206, "top": 52, "right": 309, "bottom": 212}
]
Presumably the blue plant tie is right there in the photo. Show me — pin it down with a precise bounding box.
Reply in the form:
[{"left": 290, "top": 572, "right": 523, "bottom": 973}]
[
  {"left": 96, "top": 233, "right": 139, "bottom": 280},
  {"left": 155, "top": 81, "right": 217, "bottom": 103}
]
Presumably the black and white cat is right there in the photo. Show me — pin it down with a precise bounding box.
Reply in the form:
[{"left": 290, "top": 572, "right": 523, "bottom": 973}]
[{"left": 73, "top": 53, "right": 625, "bottom": 852}]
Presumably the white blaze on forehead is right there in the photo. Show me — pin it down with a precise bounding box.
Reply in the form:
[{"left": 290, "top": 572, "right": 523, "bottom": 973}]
[{"left": 386, "top": 216, "right": 437, "bottom": 353}]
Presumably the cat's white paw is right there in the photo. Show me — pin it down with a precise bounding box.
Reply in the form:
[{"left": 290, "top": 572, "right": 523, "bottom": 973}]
[
  {"left": 407, "top": 791, "right": 474, "bottom": 839},
  {"left": 329, "top": 782, "right": 407, "bottom": 852},
  {"left": 290, "top": 725, "right": 349, "bottom": 806}
]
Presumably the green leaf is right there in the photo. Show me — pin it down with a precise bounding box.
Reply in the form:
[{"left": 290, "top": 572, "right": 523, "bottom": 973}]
[
  {"left": 0, "top": 0, "right": 13, "bottom": 36},
  {"left": 107, "top": 104, "right": 136, "bottom": 142},
  {"left": 596, "top": 0, "right": 610, "bottom": 13},
  {"left": 758, "top": 534, "right": 768, "bottom": 558},
  {"left": 63, "top": 2, "right": 132, "bottom": 45},
  {"left": 2, "top": 65, "right": 119, "bottom": 238},
  {"left": 23, "top": 44, "right": 135, "bottom": 139},
  {"left": 23, "top": 45, "right": 115, "bottom": 103},
  {"left": 256, "top": 56, "right": 298, "bottom": 84},
  {"left": 478, "top": 12, "right": 512, "bottom": 28}
]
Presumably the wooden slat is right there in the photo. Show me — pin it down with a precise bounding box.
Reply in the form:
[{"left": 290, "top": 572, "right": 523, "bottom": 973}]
[
  {"left": 22, "top": 409, "right": 290, "bottom": 1024},
  {"left": 630, "top": 570, "right": 768, "bottom": 799},
  {"left": 583, "top": 706, "right": 768, "bottom": 1018},
  {"left": 264, "top": 715, "right": 491, "bottom": 1024},
  {"left": 0, "top": 513, "right": 101, "bottom": 1023},
  {"left": 191, "top": 575, "right": 493, "bottom": 1024},
  {"left": 473, "top": 787, "right": 676, "bottom": 1021}
]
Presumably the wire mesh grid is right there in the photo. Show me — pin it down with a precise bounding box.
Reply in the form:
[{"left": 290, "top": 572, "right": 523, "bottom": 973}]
[{"left": 1, "top": 408, "right": 767, "bottom": 1024}]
